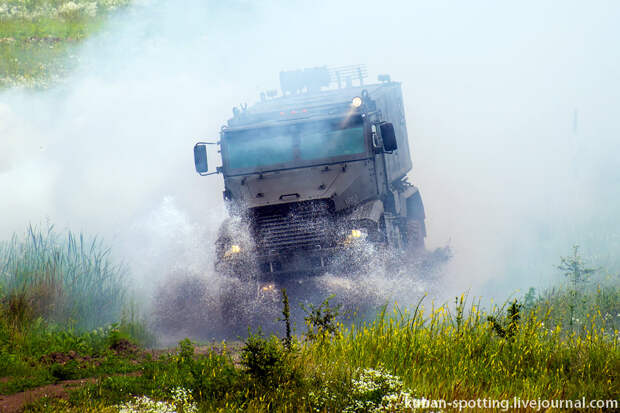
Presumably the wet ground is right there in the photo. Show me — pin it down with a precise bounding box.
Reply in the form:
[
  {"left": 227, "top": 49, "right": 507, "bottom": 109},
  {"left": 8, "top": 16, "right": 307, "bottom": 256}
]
[{"left": 151, "top": 246, "right": 451, "bottom": 344}]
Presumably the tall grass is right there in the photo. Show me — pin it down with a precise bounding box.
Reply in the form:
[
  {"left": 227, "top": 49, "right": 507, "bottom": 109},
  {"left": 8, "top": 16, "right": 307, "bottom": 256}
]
[
  {"left": 298, "top": 295, "right": 619, "bottom": 408},
  {"left": 0, "top": 225, "right": 127, "bottom": 329},
  {"left": 58, "top": 291, "right": 618, "bottom": 412},
  {"left": 526, "top": 281, "right": 619, "bottom": 337}
]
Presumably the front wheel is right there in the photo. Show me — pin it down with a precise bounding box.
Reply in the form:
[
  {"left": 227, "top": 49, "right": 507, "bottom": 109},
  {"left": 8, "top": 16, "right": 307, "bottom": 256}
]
[{"left": 405, "top": 218, "right": 426, "bottom": 250}]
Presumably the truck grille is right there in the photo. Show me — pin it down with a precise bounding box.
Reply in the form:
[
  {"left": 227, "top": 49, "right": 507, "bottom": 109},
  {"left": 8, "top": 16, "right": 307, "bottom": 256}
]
[{"left": 252, "top": 201, "right": 335, "bottom": 254}]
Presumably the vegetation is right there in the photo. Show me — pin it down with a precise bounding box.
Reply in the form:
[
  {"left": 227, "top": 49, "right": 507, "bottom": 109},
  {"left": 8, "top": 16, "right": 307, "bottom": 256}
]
[
  {"left": 0, "top": 311, "right": 149, "bottom": 396},
  {"left": 0, "top": 0, "right": 132, "bottom": 89},
  {"left": 4, "top": 287, "right": 616, "bottom": 412},
  {"left": 524, "top": 247, "right": 619, "bottom": 338},
  {"left": 0, "top": 225, "right": 154, "bottom": 400},
  {"left": 0, "top": 225, "right": 127, "bottom": 329},
  {"left": 1, "top": 240, "right": 617, "bottom": 411}
]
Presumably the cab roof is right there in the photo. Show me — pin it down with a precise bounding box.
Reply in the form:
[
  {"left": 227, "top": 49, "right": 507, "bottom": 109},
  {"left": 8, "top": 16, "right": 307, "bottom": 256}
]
[{"left": 225, "top": 82, "right": 395, "bottom": 129}]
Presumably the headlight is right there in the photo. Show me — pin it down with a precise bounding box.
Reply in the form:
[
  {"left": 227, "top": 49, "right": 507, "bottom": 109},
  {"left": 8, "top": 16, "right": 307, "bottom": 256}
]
[
  {"left": 344, "top": 229, "right": 367, "bottom": 245},
  {"left": 261, "top": 283, "right": 276, "bottom": 292},
  {"left": 350, "top": 229, "right": 363, "bottom": 238},
  {"left": 223, "top": 244, "right": 241, "bottom": 258},
  {"left": 351, "top": 96, "right": 363, "bottom": 108}
]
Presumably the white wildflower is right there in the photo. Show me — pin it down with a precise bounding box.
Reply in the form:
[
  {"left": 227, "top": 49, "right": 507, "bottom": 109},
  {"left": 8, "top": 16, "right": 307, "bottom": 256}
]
[
  {"left": 85, "top": 2, "right": 98, "bottom": 17},
  {"left": 98, "top": 0, "right": 132, "bottom": 11},
  {"left": 116, "top": 387, "right": 197, "bottom": 413},
  {"left": 117, "top": 395, "right": 177, "bottom": 413},
  {"left": 58, "top": 1, "right": 95, "bottom": 20},
  {"left": 343, "top": 366, "right": 420, "bottom": 413}
]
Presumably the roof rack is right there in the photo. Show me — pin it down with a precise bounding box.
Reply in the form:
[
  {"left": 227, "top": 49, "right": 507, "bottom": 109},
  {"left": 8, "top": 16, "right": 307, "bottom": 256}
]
[
  {"left": 328, "top": 65, "right": 368, "bottom": 89},
  {"left": 279, "top": 64, "right": 368, "bottom": 95}
]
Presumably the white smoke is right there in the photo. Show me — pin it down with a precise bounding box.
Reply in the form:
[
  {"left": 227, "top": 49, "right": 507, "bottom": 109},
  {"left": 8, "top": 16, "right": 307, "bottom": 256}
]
[{"left": 1, "top": 0, "right": 619, "bottom": 309}]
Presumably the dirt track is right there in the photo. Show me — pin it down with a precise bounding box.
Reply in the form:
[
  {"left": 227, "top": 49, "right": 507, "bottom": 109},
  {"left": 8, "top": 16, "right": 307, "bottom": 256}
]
[
  {"left": 0, "top": 378, "right": 96, "bottom": 413},
  {"left": 0, "top": 345, "right": 241, "bottom": 413}
]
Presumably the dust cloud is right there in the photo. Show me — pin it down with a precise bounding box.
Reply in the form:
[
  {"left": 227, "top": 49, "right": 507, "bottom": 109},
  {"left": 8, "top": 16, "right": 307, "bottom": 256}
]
[{"left": 1, "top": 0, "right": 619, "bottom": 331}]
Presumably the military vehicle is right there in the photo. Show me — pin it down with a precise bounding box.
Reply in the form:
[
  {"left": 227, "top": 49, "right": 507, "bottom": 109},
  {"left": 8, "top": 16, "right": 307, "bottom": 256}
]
[{"left": 194, "top": 65, "right": 426, "bottom": 287}]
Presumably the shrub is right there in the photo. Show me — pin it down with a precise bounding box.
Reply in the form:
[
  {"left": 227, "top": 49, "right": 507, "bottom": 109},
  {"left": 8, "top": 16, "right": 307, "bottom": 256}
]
[
  {"left": 487, "top": 299, "right": 522, "bottom": 339},
  {"left": 241, "top": 331, "right": 288, "bottom": 386},
  {"left": 302, "top": 295, "right": 341, "bottom": 341},
  {"left": 50, "top": 360, "right": 80, "bottom": 380},
  {"left": 558, "top": 245, "right": 598, "bottom": 332}
]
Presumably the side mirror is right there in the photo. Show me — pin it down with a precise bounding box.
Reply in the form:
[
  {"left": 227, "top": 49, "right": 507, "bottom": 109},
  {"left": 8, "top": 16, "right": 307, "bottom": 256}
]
[
  {"left": 194, "top": 143, "right": 208, "bottom": 174},
  {"left": 380, "top": 122, "right": 397, "bottom": 152}
]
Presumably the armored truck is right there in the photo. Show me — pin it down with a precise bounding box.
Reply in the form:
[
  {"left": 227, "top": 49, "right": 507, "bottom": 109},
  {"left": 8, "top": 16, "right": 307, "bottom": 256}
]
[{"left": 194, "top": 66, "right": 426, "bottom": 283}]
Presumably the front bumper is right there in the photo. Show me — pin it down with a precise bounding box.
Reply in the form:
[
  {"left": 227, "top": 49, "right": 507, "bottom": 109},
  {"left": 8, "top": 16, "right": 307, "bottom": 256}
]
[
  {"left": 259, "top": 240, "right": 376, "bottom": 279},
  {"left": 218, "top": 243, "right": 368, "bottom": 281}
]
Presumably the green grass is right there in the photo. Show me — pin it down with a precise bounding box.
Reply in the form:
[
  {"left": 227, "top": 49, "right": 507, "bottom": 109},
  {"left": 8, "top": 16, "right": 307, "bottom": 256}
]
[
  {"left": 525, "top": 279, "right": 619, "bottom": 336},
  {"left": 299, "top": 298, "right": 618, "bottom": 410},
  {"left": 1, "top": 229, "right": 618, "bottom": 411},
  {"left": 0, "top": 307, "right": 149, "bottom": 395},
  {"left": 0, "top": 225, "right": 127, "bottom": 329},
  {"left": 0, "top": 224, "right": 154, "bottom": 396},
  {"left": 10, "top": 291, "right": 617, "bottom": 412},
  {"left": 2, "top": 296, "right": 618, "bottom": 412},
  {"left": 0, "top": 224, "right": 152, "bottom": 399},
  {"left": 0, "top": 0, "right": 130, "bottom": 89}
]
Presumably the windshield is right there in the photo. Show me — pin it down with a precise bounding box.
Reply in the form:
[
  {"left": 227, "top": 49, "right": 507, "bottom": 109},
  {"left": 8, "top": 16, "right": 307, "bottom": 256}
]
[{"left": 223, "top": 116, "right": 365, "bottom": 170}]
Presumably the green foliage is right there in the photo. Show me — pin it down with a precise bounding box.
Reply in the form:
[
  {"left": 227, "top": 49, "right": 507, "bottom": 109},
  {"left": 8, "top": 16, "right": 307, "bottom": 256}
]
[
  {"left": 0, "top": 239, "right": 617, "bottom": 411},
  {"left": 523, "top": 286, "right": 537, "bottom": 309},
  {"left": 453, "top": 294, "right": 465, "bottom": 334},
  {"left": 487, "top": 299, "right": 522, "bottom": 339},
  {"left": 134, "top": 339, "right": 242, "bottom": 405},
  {"left": 0, "top": 297, "right": 149, "bottom": 395},
  {"left": 50, "top": 360, "right": 80, "bottom": 380},
  {"left": 2, "top": 290, "right": 35, "bottom": 328},
  {"left": 522, "top": 250, "right": 618, "bottom": 337},
  {"left": 559, "top": 245, "right": 597, "bottom": 287},
  {"left": 280, "top": 287, "right": 292, "bottom": 350},
  {"left": 0, "top": 0, "right": 132, "bottom": 89},
  {"left": 3, "top": 288, "right": 617, "bottom": 411},
  {"left": 0, "top": 224, "right": 155, "bottom": 399},
  {"left": 71, "top": 374, "right": 150, "bottom": 406},
  {"left": 558, "top": 245, "right": 598, "bottom": 332},
  {"left": 0, "top": 225, "right": 127, "bottom": 329},
  {"left": 116, "top": 318, "right": 156, "bottom": 349},
  {"left": 302, "top": 294, "right": 341, "bottom": 341},
  {"left": 241, "top": 331, "right": 289, "bottom": 387},
  {"left": 300, "top": 294, "right": 618, "bottom": 406}
]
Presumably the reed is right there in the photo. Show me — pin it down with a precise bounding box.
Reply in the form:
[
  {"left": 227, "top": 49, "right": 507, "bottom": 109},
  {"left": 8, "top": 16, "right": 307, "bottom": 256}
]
[{"left": 0, "top": 224, "right": 127, "bottom": 329}]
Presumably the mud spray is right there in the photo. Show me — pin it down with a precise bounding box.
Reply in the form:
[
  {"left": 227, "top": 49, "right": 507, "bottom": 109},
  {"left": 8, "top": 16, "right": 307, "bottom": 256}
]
[{"left": 1, "top": 0, "right": 619, "bottom": 343}]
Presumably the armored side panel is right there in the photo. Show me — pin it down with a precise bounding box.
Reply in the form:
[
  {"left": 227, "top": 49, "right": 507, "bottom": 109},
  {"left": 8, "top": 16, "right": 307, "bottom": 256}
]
[{"left": 371, "top": 83, "right": 413, "bottom": 184}]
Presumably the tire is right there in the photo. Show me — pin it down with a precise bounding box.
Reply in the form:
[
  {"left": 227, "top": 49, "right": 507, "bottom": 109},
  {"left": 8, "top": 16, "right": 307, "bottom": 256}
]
[
  {"left": 405, "top": 219, "right": 425, "bottom": 250},
  {"left": 405, "top": 190, "right": 426, "bottom": 250}
]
